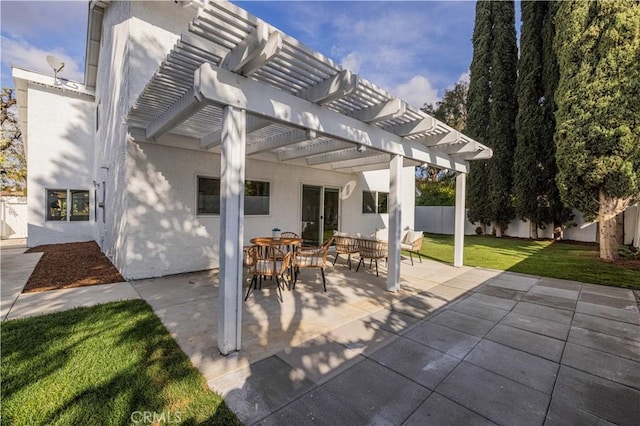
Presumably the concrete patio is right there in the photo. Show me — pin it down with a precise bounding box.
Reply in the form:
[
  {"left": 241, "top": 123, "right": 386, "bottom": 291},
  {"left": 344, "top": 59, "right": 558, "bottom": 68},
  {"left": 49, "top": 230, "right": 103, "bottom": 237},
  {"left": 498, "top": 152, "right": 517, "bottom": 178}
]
[
  {"left": 130, "top": 256, "right": 640, "bottom": 426},
  {"left": 2, "top": 241, "right": 639, "bottom": 425}
]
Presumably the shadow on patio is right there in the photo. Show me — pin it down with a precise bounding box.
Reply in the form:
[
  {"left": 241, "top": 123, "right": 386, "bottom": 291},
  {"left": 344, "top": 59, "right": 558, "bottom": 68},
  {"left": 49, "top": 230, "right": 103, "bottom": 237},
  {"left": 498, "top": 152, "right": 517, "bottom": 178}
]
[{"left": 131, "top": 255, "right": 497, "bottom": 420}]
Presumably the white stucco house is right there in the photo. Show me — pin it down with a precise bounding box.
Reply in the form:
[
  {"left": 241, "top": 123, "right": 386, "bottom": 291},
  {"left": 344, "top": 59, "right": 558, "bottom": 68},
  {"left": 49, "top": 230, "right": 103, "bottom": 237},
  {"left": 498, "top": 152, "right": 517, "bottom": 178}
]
[{"left": 13, "top": 0, "right": 491, "bottom": 352}]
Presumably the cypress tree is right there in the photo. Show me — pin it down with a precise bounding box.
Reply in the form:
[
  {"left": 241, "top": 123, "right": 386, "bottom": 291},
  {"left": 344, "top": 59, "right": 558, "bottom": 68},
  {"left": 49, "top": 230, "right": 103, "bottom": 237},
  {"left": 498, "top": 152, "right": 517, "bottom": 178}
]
[
  {"left": 513, "top": 1, "right": 546, "bottom": 237},
  {"left": 513, "top": 1, "right": 568, "bottom": 238},
  {"left": 541, "top": 2, "right": 573, "bottom": 233},
  {"left": 466, "top": 1, "right": 493, "bottom": 231},
  {"left": 555, "top": 2, "right": 640, "bottom": 260},
  {"left": 487, "top": 1, "right": 518, "bottom": 236}
]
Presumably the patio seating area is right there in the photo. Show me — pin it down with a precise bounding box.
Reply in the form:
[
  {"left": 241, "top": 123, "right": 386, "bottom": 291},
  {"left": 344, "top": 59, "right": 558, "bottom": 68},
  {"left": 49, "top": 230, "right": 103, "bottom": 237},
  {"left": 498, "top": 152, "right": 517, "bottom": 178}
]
[{"left": 130, "top": 253, "right": 640, "bottom": 425}]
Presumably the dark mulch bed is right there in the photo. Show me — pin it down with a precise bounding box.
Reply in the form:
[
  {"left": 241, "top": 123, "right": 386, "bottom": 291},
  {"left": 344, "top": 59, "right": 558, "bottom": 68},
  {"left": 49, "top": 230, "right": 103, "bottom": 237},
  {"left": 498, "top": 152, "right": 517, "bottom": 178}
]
[{"left": 24, "top": 241, "right": 125, "bottom": 293}]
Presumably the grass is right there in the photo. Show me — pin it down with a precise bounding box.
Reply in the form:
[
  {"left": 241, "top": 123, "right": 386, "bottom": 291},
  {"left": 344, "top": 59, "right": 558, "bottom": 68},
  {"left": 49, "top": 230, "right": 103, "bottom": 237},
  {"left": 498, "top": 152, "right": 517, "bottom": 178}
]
[
  {"left": 1, "top": 300, "right": 241, "bottom": 426},
  {"left": 420, "top": 233, "right": 640, "bottom": 289}
]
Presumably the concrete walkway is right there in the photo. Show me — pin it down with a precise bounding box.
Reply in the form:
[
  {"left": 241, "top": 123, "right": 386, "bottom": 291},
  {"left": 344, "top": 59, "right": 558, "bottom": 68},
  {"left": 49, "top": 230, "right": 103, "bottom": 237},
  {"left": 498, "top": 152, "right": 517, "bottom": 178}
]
[
  {"left": 2, "top": 243, "right": 639, "bottom": 425},
  {"left": 0, "top": 240, "right": 140, "bottom": 320}
]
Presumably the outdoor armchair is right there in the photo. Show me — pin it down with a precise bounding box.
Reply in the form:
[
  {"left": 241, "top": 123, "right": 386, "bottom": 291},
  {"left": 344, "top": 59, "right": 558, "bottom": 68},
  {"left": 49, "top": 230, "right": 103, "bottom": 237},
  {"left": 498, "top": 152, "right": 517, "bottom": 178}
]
[
  {"left": 401, "top": 230, "right": 424, "bottom": 266},
  {"left": 293, "top": 237, "right": 334, "bottom": 292},
  {"left": 355, "top": 238, "right": 388, "bottom": 277},
  {"left": 245, "top": 246, "right": 292, "bottom": 302},
  {"left": 332, "top": 232, "right": 359, "bottom": 270}
]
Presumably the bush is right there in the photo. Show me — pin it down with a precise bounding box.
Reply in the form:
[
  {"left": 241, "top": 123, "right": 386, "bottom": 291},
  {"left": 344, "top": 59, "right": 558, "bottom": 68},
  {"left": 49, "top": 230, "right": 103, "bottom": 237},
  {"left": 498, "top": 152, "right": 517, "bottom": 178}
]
[{"left": 416, "top": 180, "right": 455, "bottom": 206}]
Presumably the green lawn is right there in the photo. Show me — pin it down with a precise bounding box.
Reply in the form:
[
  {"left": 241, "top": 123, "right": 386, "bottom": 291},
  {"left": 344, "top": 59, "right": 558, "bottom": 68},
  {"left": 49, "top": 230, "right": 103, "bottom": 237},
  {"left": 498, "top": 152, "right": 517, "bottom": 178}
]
[
  {"left": 420, "top": 233, "right": 640, "bottom": 289},
  {"left": 1, "top": 300, "right": 241, "bottom": 426}
]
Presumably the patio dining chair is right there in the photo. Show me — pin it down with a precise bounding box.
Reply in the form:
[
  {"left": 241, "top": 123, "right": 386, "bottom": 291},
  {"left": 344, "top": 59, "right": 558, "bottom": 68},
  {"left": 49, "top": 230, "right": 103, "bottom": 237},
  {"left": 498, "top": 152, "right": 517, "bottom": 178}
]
[
  {"left": 355, "top": 238, "right": 388, "bottom": 277},
  {"left": 401, "top": 230, "right": 424, "bottom": 266},
  {"left": 275, "top": 231, "right": 301, "bottom": 277},
  {"left": 292, "top": 237, "right": 334, "bottom": 292},
  {"left": 332, "top": 233, "right": 359, "bottom": 270},
  {"left": 245, "top": 246, "right": 292, "bottom": 302},
  {"left": 280, "top": 231, "right": 299, "bottom": 238}
]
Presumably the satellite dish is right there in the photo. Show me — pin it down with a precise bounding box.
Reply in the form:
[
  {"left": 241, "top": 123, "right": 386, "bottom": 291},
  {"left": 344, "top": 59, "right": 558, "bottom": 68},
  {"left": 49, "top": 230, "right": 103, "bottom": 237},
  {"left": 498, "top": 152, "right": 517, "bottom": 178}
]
[
  {"left": 46, "top": 55, "right": 65, "bottom": 84},
  {"left": 47, "top": 55, "right": 65, "bottom": 72}
]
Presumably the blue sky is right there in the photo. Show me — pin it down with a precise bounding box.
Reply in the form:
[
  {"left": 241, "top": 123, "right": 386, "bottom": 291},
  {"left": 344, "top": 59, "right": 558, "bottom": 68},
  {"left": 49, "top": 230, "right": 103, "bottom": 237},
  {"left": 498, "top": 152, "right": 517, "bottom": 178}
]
[{"left": 1, "top": 1, "right": 518, "bottom": 108}]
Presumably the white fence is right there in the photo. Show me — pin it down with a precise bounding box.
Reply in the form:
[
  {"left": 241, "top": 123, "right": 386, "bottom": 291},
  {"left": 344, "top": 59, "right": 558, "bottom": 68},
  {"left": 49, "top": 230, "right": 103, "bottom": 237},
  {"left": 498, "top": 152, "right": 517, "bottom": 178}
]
[
  {"left": 415, "top": 204, "right": 639, "bottom": 245},
  {"left": 1, "top": 197, "right": 28, "bottom": 239}
]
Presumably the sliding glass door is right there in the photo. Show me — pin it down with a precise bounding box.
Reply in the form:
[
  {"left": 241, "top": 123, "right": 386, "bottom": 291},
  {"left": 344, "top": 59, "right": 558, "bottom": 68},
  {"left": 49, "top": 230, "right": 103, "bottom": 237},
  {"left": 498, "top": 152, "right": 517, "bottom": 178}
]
[{"left": 301, "top": 185, "right": 340, "bottom": 246}]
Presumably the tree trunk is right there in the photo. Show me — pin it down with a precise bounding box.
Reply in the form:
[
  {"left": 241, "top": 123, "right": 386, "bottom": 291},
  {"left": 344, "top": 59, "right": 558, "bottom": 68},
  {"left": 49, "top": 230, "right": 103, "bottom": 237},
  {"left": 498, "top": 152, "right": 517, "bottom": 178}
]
[
  {"left": 598, "top": 189, "right": 630, "bottom": 260},
  {"left": 530, "top": 221, "right": 538, "bottom": 239},
  {"left": 495, "top": 224, "right": 503, "bottom": 238}
]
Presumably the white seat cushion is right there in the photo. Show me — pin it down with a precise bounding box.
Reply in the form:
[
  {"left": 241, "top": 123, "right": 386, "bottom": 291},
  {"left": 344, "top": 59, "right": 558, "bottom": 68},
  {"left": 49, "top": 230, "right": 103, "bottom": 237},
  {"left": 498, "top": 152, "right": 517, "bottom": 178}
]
[{"left": 403, "top": 231, "right": 423, "bottom": 244}]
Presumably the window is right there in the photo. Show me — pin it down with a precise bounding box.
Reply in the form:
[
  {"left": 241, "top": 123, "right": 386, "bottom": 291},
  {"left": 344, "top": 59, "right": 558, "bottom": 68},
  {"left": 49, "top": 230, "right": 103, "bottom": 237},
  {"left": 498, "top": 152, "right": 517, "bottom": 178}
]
[
  {"left": 197, "top": 177, "right": 220, "bottom": 215},
  {"left": 197, "top": 177, "right": 270, "bottom": 216},
  {"left": 245, "top": 180, "right": 270, "bottom": 215},
  {"left": 362, "top": 191, "right": 376, "bottom": 214},
  {"left": 46, "top": 189, "right": 90, "bottom": 221},
  {"left": 47, "top": 189, "right": 67, "bottom": 220},
  {"left": 70, "top": 190, "right": 90, "bottom": 221},
  {"left": 362, "top": 191, "right": 389, "bottom": 214},
  {"left": 377, "top": 192, "right": 389, "bottom": 214}
]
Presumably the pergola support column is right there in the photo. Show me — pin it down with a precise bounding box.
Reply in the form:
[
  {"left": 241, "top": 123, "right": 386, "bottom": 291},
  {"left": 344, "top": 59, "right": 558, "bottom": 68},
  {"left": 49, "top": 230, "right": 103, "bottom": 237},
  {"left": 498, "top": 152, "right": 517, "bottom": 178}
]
[
  {"left": 387, "top": 154, "right": 403, "bottom": 292},
  {"left": 454, "top": 172, "right": 466, "bottom": 267},
  {"left": 217, "top": 105, "right": 246, "bottom": 355}
]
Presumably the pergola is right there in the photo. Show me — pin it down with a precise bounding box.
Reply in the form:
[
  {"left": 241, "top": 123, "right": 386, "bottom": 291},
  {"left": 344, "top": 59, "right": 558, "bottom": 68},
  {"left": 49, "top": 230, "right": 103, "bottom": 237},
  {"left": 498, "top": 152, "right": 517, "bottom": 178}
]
[{"left": 127, "top": 0, "right": 492, "bottom": 354}]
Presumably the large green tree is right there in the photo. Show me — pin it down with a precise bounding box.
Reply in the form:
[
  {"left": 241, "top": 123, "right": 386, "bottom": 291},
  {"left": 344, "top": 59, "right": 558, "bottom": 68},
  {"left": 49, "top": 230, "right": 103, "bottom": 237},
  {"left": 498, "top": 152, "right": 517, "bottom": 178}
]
[
  {"left": 513, "top": 1, "right": 569, "bottom": 238},
  {"left": 418, "top": 81, "right": 469, "bottom": 190},
  {"left": 422, "top": 81, "right": 468, "bottom": 132},
  {"left": 555, "top": 2, "right": 640, "bottom": 260},
  {"left": 487, "top": 0, "right": 518, "bottom": 236},
  {"left": 467, "top": 1, "right": 518, "bottom": 236},
  {"left": 466, "top": 1, "right": 493, "bottom": 231},
  {"left": 1, "top": 88, "right": 26, "bottom": 192}
]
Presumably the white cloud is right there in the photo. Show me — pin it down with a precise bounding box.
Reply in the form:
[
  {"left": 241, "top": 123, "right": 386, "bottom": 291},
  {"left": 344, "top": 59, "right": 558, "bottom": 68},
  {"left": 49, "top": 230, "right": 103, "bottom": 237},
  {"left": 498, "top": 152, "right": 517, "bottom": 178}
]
[
  {"left": 340, "top": 52, "right": 360, "bottom": 73},
  {"left": 389, "top": 75, "right": 439, "bottom": 110},
  {"left": 458, "top": 70, "right": 471, "bottom": 85},
  {"left": 1, "top": 35, "right": 84, "bottom": 82}
]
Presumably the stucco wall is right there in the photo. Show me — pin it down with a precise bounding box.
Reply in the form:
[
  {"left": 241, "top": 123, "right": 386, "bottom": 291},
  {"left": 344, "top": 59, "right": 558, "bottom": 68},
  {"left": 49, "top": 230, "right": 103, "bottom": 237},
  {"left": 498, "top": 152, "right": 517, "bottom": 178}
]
[
  {"left": 120, "top": 140, "right": 416, "bottom": 279},
  {"left": 95, "top": 0, "right": 194, "bottom": 270},
  {"left": 26, "top": 85, "right": 96, "bottom": 246}
]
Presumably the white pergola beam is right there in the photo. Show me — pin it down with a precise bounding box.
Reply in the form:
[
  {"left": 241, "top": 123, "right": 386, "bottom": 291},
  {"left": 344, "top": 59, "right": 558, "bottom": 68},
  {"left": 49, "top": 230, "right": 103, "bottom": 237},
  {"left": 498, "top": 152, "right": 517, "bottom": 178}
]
[
  {"left": 218, "top": 105, "right": 245, "bottom": 355},
  {"left": 240, "top": 31, "right": 282, "bottom": 77},
  {"left": 297, "top": 69, "right": 358, "bottom": 105},
  {"left": 385, "top": 117, "right": 436, "bottom": 137},
  {"left": 417, "top": 131, "right": 460, "bottom": 147},
  {"left": 145, "top": 87, "right": 204, "bottom": 139},
  {"left": 439, "top": 141, "right": 479, "bottom": 154},
  {"left": 221, "top": 22, "right": 281, "bottom": 77},
  {"left": 348, "top": 99, "right": 405, "bottom": 124},
  {"left": 277, "top": 139, "right": 352, "bottom": 161},
  {"left": 331, "top": 153, "right": 390, "bottom": 170},
  {"left": 201, "top": 115, "right": 271, "bottom": 149},
  {"left": 306, "top": 146, "right": 378, "bottom": 166},
  {"left": 194, "top": 64, "right": 470, "bottom": 173},
  {"left": 457, "top": 149, "right": 493, "bottom": 160},
  {"left": 179, "top": 31, "right": 228, "bottom": 61},
  {"left": 387, "top": 154, "right": 403, "bottom": 292},
  {"left": 247, "top": 129, "right": 316, "bottom": 155},
  {"left": 454, "top": 172, "right": 466, "bottom": 267}
]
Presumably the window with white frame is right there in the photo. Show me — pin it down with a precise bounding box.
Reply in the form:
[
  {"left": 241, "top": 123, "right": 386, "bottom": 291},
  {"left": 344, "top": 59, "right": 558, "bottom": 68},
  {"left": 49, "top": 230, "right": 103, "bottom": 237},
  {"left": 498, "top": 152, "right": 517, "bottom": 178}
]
[
  {"left": 362, "top": 191, "right": 389, "bottom": 214},
  {"left": 46, "top": 189, "right": 90, "bottom": 221},
  {"left": 197, "top": 177, "right": 221, "bottom": 215},
  {"left": 197, "top": 177, "right": 270, "bottom": 216}
]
